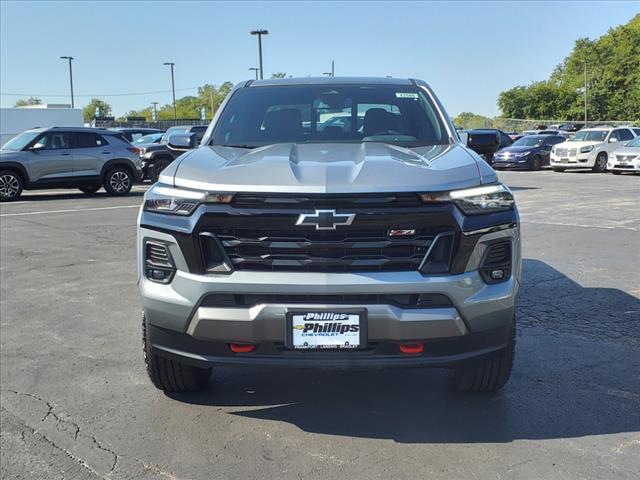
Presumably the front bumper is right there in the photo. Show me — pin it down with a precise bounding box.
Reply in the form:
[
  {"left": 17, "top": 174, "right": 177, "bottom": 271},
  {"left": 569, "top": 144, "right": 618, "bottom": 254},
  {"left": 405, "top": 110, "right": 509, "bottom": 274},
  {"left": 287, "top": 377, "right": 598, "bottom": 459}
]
[
  {"left": 550, "top": 151, "right": 596, "bottom": 168},
  {"left": 492, "top": 158, "right": 532, "bottom": 169},
  {"left": 138, "top": 216, "right": 521, "bottom": 367},
  {"left": 607, "top": 159, "right": 640, "bottom": 172}
]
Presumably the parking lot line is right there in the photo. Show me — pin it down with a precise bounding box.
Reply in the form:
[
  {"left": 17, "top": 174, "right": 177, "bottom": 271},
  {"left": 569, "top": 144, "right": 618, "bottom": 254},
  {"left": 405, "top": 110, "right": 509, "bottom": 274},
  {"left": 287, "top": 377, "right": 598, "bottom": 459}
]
[{"left": 0, "top": 205, "right": 141, "bottom": 217}]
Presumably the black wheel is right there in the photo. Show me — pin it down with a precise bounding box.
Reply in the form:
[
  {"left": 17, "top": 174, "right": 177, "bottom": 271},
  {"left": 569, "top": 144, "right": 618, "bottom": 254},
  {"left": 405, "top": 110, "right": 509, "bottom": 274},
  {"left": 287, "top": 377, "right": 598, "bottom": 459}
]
[
  {"left": 552, "top": 167, "right": 565, "bottom": 173},
  {"left": 0, "top": 170, "right": 23, "bottom": 202},
  {"left": 148, "top": 159, "right": 171, "bottom": 183},
  {"left": 450, "top": 315, "right": 516, "bottom": 392},
  {"left": 103, "top": 167, "right": 133, "bottom": 196},
  {"left": 592, "top": 152, "right": 607, "bottom": 173},
  {"left": 611, "top": 171, "right": 622, "bottom": 175},
  {"left": 530, "top": 155, "right": 542, "bottom": 171},
  {"left": 142, "top": 312, "right": 211, "bottom": 393},
  {"left": 79, "top": 185, "right": 100, "bottom": 194}
]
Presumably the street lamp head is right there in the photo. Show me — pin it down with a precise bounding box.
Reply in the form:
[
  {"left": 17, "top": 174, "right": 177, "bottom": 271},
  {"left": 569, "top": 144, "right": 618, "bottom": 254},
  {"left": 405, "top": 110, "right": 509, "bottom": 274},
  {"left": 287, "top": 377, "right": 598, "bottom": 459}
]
[
  {"left": 163, "top": 62, "right": 175, "bottom": 66},
  {"left": 60, "top": 56, "right": 73, "bottom": 60},
  {"left": 250, "top": 29, "right": 269, "bottom": 35}
]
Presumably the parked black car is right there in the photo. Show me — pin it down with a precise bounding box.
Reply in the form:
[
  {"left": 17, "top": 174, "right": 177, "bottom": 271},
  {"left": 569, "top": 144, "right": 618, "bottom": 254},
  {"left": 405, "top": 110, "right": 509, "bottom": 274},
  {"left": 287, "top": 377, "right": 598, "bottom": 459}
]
[
  {"left": 492, "top": 134, "right": 566, "bottom": 170},
  {"left": 465, "top": 129, "right": 513, "bottom": 164},
  {"left": 109, "top": 127, "right": 164, "bottom": 143},
  {"left": 138, "top": 125, "right": 208, "bottom": 181}
]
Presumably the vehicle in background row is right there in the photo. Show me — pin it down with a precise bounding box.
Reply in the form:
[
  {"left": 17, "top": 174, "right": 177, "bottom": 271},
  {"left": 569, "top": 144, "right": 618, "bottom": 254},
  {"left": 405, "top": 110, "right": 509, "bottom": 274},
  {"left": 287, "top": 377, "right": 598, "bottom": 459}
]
[
  {"left": 465, "top": 128, "right": 513, "bottom": 163},
  {"left": 550, "top": 126, "right": 638, "bottom": 172},
  {"left": 109, "top": 127, "right": 164, "bottom": 143},
  {"left": 558, "top": 123, "right": 584, "bottom": 132},
  {"left": 0, "top": 127, "right": 143, "bottom": 201},
  {"left": 493, "top": 134, "right": 566, "bottom": 170},
  {"left": 133, "top": 132, "right": 164, "bottom": 146},
  {"left": 138, "top": 125, "right": 208, "bottom": 182},
  {"left": 139, "top": 77, "right": 521, "bottom": 395},
  {"left": 608, "top": 135, "right": 640, "bottom": 174}
]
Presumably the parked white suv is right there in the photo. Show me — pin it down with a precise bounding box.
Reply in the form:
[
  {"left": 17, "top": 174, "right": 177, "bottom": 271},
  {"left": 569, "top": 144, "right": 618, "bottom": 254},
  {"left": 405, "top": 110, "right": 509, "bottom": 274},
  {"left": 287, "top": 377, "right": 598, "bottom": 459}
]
[
  {"left": 549, "top": 126, "right": 638, "bottom": 173},
  {"left": 608, "top": 135, "right": 640, "bottom": 174}
]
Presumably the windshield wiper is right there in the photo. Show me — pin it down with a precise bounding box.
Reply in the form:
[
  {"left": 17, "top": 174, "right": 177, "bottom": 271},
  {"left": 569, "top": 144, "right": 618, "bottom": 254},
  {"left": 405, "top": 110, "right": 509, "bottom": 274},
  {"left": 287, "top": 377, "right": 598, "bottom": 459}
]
[{"left": 221, "top": 144, "right": 258, "bottom": 149}]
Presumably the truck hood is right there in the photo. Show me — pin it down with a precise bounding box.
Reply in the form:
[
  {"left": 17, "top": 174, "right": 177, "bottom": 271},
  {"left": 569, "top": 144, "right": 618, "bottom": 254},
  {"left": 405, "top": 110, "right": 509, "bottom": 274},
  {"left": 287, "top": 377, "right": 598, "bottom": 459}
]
[
  {"left": 162, "top": 143, "right": 489, "bottom": 193},
  {"left": 559, "top": 140, "right": 602, "bottom": 149}
]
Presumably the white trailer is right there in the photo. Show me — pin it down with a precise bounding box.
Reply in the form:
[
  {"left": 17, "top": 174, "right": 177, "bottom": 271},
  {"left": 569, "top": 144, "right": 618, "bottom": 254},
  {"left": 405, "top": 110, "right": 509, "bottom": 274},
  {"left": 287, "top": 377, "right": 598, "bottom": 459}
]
[{"left": 0, "top": 105, "right": 84, "bottom": 146}]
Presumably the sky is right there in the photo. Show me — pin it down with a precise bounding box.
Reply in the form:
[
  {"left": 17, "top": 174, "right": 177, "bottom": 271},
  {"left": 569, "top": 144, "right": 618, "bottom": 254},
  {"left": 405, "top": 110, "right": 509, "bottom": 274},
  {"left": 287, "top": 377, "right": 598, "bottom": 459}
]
[{"left": 1, "top": 1, "right": 638, "bottom": 118}]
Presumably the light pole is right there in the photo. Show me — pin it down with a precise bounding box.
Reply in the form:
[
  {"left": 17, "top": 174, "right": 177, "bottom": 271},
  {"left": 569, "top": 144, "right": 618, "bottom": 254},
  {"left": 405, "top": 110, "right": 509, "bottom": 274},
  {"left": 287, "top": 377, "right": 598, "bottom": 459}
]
[
  {"left": 583, "top": 61, "right": 588, "bottom": 127},
  {"left": 163, "top": 62, "right": 177, "bottom": 122},
  {"left": 250, "top": 29, "right": 268, "bottom": 80},
  {"left": 60, "top": 56, "right": 74, "bottom": 108},
  {"left": 249, "top": 67, "right": 259, "bottom": 80},
  {"left": 331, "top": 60, "right": 334, "bottom": 77}
]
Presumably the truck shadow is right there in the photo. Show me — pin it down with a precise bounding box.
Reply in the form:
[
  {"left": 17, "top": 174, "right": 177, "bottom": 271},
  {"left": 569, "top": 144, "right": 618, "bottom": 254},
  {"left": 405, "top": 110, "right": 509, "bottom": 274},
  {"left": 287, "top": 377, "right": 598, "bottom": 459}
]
[{"left": 169, "top": 259, "right": 640, "bottom": 444}]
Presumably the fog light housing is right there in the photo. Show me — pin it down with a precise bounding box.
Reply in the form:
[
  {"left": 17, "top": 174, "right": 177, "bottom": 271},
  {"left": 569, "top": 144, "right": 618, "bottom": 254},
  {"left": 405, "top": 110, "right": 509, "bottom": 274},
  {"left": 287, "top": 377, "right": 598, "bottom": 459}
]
[
  {"left": 479, "top": 241, "right": 511, "bottom": 284},
  {"left": 144, "top": 241, "right": 176, "bottom": 284}
]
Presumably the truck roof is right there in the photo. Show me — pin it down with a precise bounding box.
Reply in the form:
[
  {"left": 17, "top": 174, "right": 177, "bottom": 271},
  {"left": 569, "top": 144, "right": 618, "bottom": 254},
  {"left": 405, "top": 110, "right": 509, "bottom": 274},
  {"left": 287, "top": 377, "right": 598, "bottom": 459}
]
[{"left": 247, "top": 76, "right": 415, "bottom": 87}]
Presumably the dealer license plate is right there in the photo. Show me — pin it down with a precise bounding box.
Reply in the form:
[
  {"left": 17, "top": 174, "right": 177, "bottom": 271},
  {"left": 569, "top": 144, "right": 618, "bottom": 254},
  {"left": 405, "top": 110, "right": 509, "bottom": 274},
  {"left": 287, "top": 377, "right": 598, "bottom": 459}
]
[{"left": 288, "top": 310, "right": 365, "bottom": 349}]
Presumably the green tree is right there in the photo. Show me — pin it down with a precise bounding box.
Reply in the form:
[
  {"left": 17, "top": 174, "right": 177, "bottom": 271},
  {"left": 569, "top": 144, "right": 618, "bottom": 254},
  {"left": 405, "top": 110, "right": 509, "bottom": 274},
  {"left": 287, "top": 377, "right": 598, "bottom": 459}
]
[
  {"left": 270, "top": 72, "right": 287, "bottom": 79},
  {"left": 453, "top": 112, "right": 492, "bottom": 129},
  {"left": 83, "top": 98, "right": 112, "bottom": 122},
  {"left": 14, "top": 97, "right": 42, "bottom": 107},
  {"left": 497, "top": 14, "right": 640, "bottom": 122}
]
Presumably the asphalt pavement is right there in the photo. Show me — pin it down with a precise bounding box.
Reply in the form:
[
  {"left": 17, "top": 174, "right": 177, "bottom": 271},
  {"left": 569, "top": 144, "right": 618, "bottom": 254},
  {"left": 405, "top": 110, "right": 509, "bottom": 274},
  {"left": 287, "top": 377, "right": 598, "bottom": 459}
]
[{"left": 1, "top": 171, "right": 639, "bottom": 480}]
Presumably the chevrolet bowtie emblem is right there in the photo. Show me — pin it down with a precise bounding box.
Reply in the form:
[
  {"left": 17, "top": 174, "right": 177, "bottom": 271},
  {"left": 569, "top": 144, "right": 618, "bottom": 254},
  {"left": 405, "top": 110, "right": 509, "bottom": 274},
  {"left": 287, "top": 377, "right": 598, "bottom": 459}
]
[{"left": 296, "top": 209, "right": 355, "bottom": 230}]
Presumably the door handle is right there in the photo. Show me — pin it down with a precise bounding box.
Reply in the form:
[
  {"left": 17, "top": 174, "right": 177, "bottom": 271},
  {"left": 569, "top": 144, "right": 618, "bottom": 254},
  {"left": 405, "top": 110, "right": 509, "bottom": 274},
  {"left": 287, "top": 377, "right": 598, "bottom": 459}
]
[
  {"left": 101, "top": 151, "right": 111, "bottom": 154},
  {"left": 60, "top": 153, "right": 71, "bottom": 156}
]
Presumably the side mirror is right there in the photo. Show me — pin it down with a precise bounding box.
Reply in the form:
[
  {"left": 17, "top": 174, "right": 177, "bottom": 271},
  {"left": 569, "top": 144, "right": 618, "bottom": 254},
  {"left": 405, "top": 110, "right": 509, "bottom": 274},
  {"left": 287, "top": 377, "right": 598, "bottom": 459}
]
[
  {"left": 609, "top": 136, "right": 618, "bottom": 143},
  {"left": 28, "top": 144, "right": 45, "bottom": 152},
  {"left": 167, "top": 133, "right": 197, "bottom": 150}
]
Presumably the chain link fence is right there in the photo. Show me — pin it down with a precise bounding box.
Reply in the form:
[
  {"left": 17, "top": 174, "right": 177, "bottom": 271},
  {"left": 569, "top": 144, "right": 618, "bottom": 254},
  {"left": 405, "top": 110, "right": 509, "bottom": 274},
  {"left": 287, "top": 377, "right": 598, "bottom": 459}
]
[
  {"left": 456, "top": 117, "right": 639, "bottom": 132},
  {"left": 93, "top": 119, "right": 208, "bottom": 129}
]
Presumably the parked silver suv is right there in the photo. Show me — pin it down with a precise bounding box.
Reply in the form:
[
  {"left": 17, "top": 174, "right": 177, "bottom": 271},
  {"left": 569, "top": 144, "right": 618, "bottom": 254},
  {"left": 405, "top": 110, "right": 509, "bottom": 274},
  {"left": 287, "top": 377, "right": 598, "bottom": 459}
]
[
  {"left": 0, "top": 126, "right": 143, "bottom": 201},
  {"left": 138, "top": 77, "right": 521, "bottom": 394}
]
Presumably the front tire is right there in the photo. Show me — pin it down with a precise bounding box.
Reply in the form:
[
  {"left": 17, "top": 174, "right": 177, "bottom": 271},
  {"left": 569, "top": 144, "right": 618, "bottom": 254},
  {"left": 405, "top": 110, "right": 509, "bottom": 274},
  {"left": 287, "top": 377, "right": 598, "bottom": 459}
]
[
  {"left": 148, "top": 159, "right": 171, "bottom": 183},
  {"left": 450, "top": 315, "right": 516, "bottom": 392},
  {"left": 592, "top": 152, "right": 607, "bottom": 173},
  {"left": 530, "top": 155, "right": 542, "bottom": 171},
  {"left": 142, "top": 312, "right": 211, "bottom": 393},
  {"left": 0, "top": 170, "right": 23, "bottom": 202},
  {"left": 103, "top": 167, "right": 133, "bottom": 196}
]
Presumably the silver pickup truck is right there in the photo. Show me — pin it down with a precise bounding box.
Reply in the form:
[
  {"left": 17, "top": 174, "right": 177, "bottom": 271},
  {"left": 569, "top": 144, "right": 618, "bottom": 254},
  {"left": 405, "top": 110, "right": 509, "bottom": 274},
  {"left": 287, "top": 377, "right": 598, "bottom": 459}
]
[{"left": 138, "top": 77, "right": 521, "bottom": 394}]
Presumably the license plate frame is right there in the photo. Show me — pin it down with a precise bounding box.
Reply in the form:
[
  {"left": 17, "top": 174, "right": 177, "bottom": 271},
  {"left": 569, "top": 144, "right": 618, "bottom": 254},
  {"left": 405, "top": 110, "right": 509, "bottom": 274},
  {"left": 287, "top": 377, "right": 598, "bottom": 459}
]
[{"left": 286, "top": 308, "right": 367, "bottom": 350}]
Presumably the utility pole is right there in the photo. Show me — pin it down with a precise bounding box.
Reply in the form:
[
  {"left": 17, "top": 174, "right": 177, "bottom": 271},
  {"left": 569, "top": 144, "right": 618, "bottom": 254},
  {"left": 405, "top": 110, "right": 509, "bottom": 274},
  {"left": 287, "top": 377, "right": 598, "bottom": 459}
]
[
  {"left": 250, "top": 29, "right": 268, "bottom": 79},
  {"left": 163, "top": 62, "right": 177, "bottom": 122},
  {"left": 59, "top": 56, "right": 74, "bottom": 108},
  {"left": 331, "top": 60, "right": 335, "bottom": 77},
  {"left": 249, "top": 67, "right": 259, "bottom": 80},
  {"left": 583, "top": 61, "right": 588, "bottom": 127}
]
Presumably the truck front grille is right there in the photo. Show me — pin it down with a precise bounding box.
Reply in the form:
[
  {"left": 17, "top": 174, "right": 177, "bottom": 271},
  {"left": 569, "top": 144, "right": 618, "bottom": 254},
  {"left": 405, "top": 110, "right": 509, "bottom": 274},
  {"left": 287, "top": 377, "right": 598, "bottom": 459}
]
[{"left": 211, "top": 228, "right": 438, "bottom": 272}]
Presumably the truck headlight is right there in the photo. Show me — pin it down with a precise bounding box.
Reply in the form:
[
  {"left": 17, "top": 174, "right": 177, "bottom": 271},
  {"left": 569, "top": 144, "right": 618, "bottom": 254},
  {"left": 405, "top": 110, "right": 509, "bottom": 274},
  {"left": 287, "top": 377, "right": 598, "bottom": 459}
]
[
  {"left": 421, "top": 184, "right": 514, "bottom": 215},
  {"left": 514, "top": 151, "right": 531, "bottom": 157},
  {"left": 580, "top": 145, "right": 594, "bottom": 153},
  {"left": 143, "top": 184, "right": 233, "bottom": 215}
]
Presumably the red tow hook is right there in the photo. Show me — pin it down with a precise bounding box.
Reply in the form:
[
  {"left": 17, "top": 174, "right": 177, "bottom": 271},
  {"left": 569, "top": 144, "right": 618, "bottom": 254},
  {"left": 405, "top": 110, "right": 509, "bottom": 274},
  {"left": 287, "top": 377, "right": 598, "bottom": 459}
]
[
  {"left": 229, "top": 343, "right": 256, "bottom": 353},
  {"left": 399, "top": 343, "right": 424, "bottom": 354}
]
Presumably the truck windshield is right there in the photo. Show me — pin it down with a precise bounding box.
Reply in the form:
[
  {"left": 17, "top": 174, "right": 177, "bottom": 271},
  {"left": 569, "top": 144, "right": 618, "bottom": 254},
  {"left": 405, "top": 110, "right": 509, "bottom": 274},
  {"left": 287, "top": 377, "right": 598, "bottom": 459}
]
[
  {"left": 2, "top": 130, "right": 41, "bottom": 151},
  {"left": 211, "top": 84, "right": 448, "bottom": 148}
]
